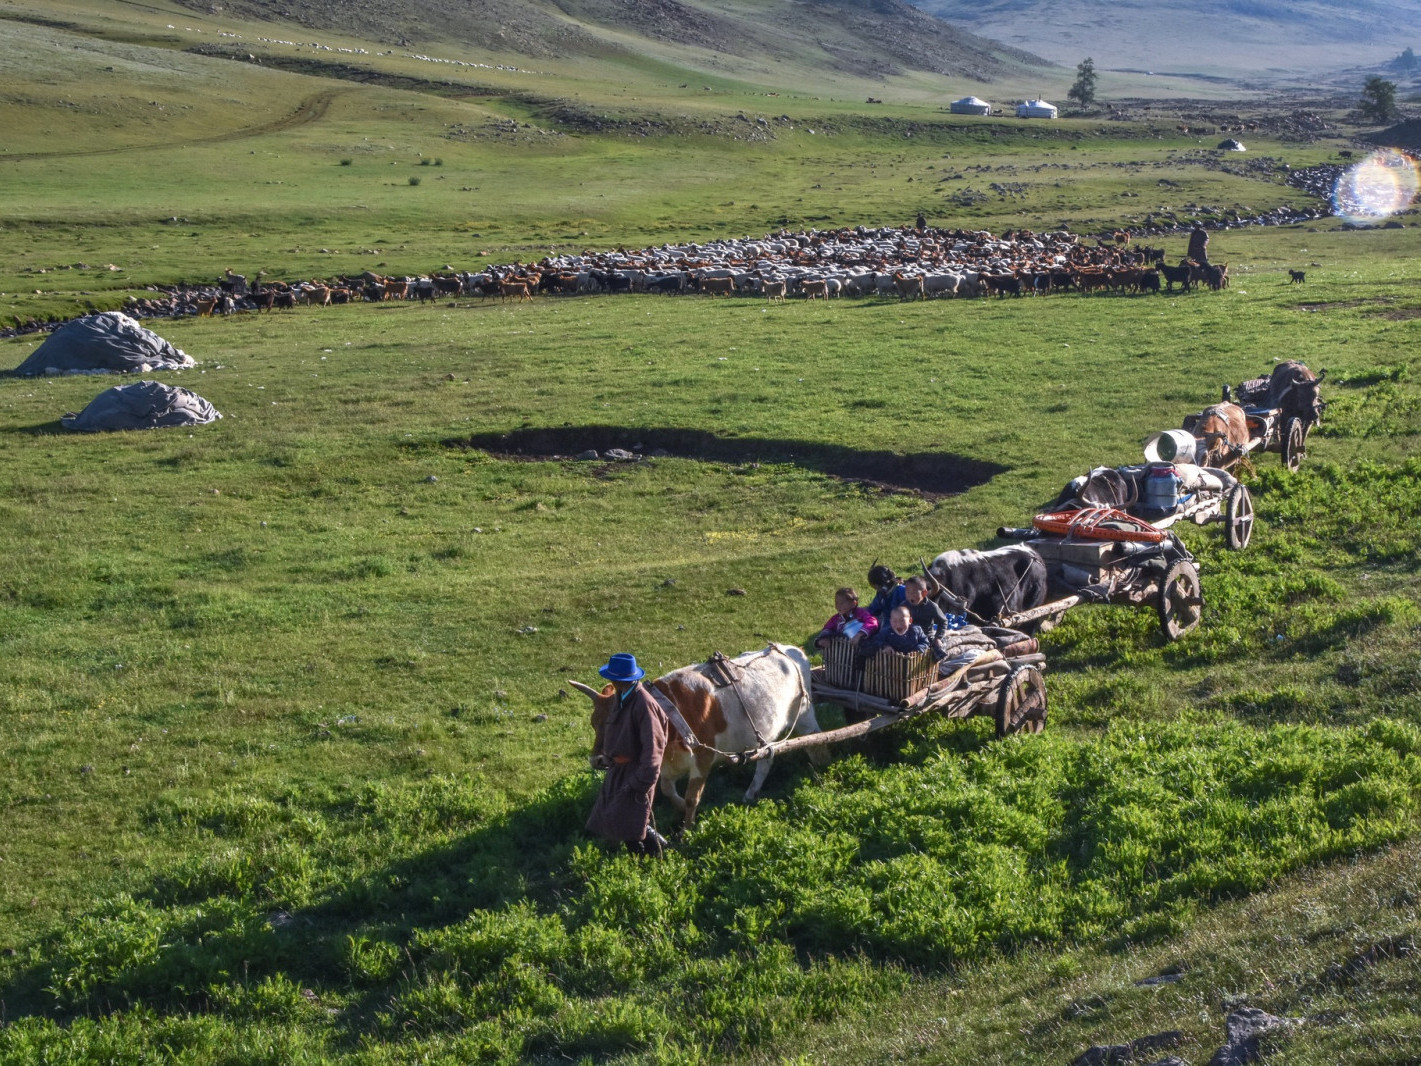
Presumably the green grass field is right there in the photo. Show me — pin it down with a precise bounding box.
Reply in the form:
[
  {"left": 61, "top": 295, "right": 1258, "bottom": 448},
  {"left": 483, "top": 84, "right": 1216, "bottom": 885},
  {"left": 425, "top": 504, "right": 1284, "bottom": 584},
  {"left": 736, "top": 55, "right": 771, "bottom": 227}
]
[{"left": 2, "top": 1, "right": 1420, "bottom": 1062}]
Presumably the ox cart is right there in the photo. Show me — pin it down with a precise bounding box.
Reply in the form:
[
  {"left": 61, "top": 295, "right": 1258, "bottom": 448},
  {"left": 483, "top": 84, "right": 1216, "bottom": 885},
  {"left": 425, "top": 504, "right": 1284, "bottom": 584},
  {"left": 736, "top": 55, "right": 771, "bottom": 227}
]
[
  {"left": 997, "top": 512, "right": 1205, "bottom": 642},
  {"left": 1182, "top": 396, "right": 1309, "bottom": 473},
  {"left": 1182, "top": 361, "right": 1328, "bottom": 475},
  {"left": 726, "top": 632, "right": 1050, "bottom": 771},
  {"left": 1052, "top": 454, "right": 1256, "bottom": 552}
]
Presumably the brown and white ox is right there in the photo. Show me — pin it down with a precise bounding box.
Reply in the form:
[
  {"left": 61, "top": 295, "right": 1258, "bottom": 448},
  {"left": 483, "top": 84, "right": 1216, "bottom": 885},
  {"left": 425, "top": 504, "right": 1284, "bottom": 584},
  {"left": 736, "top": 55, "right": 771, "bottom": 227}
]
[
  {"left": 1191, "top": 402, "right": 1250, "bottom": 468},
  {"left": 571, "top": 644, "right": 824, "bottom": 827},
  {"left": 1268, "top": 361, "right": 1326, "bottom": 427}
]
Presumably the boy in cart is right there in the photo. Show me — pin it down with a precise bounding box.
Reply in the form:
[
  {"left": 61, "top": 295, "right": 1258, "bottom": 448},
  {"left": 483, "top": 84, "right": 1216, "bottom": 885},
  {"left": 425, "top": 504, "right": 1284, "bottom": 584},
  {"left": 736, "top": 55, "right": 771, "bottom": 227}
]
[{"left": 869, "top": 605, "right": 931, "bottom": 656}]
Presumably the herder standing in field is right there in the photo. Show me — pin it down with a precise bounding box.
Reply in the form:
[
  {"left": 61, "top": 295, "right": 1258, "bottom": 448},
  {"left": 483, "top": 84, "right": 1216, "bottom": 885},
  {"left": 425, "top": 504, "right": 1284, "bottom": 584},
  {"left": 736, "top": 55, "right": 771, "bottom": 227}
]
[
  {"left": 1188, "top": 222, "right": 1210, "bottom": 265},
  {"left": 586, "top": 653, "right": 672, "bottom": 857}
]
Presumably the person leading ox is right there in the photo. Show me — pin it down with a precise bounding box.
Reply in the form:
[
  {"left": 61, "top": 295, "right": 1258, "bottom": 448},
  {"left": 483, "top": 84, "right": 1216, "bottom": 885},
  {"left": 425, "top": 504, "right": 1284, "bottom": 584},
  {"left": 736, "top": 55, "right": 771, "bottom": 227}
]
[{"left": 584, "top": 653, "right": 671, "bottom": 858}]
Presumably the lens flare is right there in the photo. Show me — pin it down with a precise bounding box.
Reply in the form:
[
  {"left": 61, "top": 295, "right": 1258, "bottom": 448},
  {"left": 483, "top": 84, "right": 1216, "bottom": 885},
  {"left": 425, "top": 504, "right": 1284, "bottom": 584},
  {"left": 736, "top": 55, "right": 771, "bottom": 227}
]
[{"left": 1332, "top": 150, "right": 1420, "bottom": 223}]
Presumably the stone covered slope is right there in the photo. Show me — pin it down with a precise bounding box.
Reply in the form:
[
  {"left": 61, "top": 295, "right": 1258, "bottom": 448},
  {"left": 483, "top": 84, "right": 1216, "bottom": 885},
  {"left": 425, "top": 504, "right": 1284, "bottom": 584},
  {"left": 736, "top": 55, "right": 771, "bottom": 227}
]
[{"left": 176, "top": 0, "right": 1049, "bottom": 81}]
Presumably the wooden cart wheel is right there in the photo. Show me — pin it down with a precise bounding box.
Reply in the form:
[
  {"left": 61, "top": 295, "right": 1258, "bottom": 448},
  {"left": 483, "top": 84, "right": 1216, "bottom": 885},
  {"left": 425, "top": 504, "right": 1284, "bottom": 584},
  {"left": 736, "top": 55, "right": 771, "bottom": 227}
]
[
  {"left": 995, "top": 664, "right": 1047, "bottom": 738},
  {"left": 1225, "top": 483, "right": 1254, "bottom": 551},
  {"left": 1157, "top": 559, "right": 1203, "bottom": 641},
  {"left": 1283, "top": 417, "right": 1306, "bottom": 472}
]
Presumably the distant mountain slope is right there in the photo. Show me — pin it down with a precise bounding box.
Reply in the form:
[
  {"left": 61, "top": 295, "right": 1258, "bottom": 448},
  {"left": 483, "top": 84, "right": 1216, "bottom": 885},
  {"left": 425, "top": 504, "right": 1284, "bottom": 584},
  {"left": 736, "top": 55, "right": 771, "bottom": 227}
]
[
  {"left": 906, "top": 0, "right": 1415, "bottom": 74},
  {"left": 179, "top": 0, "right": 1050, "bottom": 80}
]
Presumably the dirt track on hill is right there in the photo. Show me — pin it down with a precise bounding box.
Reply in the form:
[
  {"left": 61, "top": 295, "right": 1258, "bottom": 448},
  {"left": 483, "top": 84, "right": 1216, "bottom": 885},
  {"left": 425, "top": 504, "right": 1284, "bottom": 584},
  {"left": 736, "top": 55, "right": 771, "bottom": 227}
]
[{"left": 0, "top": 88, "right": 348, "bottom": 162}]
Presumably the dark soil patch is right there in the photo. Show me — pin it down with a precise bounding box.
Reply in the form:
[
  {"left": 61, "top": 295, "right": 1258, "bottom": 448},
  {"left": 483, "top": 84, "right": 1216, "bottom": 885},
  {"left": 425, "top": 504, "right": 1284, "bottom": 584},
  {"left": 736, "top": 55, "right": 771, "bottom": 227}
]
[
  {"left": 445, "top": 426, "right": 1007, "bottom": 498},
  {"left": 1373, "top": 307, "right": 1421, "bottom": 321}
]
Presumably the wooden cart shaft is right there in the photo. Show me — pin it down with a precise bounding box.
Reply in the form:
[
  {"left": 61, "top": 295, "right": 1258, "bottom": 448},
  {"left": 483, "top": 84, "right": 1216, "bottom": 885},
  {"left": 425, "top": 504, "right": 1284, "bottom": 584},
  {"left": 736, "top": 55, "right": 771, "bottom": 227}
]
[{"left": 731, "top": 653, "right": 1046, "bottom": 764}]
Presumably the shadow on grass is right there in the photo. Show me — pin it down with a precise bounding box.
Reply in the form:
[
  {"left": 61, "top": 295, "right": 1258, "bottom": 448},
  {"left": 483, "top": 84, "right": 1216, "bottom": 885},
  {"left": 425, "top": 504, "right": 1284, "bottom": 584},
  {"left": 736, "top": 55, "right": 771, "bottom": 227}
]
[
  {"left": 445, "top": 425, "right": 1009, "bottom": 498},
  {"left": 0, "top": 758, "right": 828, "bottom": 1042},
  {"left": 0, "top": 780, "right": 602, "bottom": 1035},
  {"left": 7, "top": 420, "right": 67, "bottom": 435}
]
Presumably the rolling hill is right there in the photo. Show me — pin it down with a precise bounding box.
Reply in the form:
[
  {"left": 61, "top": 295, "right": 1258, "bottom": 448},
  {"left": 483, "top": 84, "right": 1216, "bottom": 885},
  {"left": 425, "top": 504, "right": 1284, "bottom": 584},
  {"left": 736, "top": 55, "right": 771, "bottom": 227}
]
[
  {"left": 907, "top": 0, "right": 1418, "bottom": 76},
  {"left": 176, "top": 0, "right": 1053, "bottom": 81}
]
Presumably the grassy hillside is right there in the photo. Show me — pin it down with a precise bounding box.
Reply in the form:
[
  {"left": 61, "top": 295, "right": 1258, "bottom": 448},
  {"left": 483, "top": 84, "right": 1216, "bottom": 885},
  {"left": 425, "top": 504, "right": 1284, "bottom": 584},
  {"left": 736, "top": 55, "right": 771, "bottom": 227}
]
[
  {"left": 0, "top": 0, "right": 1374, "bottom": 331},
  {"left": 171, "top": 0, "right": 1050, "bottom": 79},
  {"left": 2, "top": 239, "right": 1420, "bottom": 1060},
  {"left": 2, "top": 1, "right": 1421, "bottom": 1062},
  {"left": 909, "top": 0, "right": 1416, "bottom": 76}
]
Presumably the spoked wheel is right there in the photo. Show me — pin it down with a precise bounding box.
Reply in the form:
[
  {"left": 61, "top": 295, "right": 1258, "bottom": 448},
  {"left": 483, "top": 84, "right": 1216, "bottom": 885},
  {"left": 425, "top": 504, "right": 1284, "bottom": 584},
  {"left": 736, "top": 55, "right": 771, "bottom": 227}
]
[
  {"left": 1157, "top": 559, "right": 1204, "bottom": 641},
  {"left": 1283, "top": 417, "right": 1307, "bottom": 472},
  {"left": 1225, "top": 484, "right": 1254, "bottom": 551},
  {"left": 995, "top": 664, "right": 1047, "bottom": 738}
]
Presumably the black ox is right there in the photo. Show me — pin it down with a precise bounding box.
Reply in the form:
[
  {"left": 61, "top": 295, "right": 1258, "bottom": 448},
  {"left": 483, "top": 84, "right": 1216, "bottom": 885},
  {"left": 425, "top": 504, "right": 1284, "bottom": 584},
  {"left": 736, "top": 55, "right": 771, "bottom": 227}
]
[
  {"left": 927, "top": 545, "right": 1049, "bottom": 625},
  {"left": 1268, "top": 360, "right": 1326, "bottom": 427}
]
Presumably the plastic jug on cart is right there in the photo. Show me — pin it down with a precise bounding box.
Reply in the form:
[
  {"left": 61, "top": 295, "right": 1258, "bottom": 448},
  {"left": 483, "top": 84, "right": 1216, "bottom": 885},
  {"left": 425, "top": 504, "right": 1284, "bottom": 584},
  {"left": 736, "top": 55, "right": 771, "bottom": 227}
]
[
  {"left": 1144, "top": 429, "right": 1200, "bottom": 464},
  {"left": 1139, "top": 463, "right": 1182, "bottom": 517}
]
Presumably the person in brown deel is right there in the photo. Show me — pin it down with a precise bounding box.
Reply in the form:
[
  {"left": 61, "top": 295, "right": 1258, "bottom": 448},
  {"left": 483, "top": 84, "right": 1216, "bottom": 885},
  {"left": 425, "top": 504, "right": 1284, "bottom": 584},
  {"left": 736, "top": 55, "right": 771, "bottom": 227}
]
[
  {"left": 1187, "top": 222, "right": 1210, "bottom": 265},
  {"left": 585, "top": 653, "right": 671, "bottom": 857}
]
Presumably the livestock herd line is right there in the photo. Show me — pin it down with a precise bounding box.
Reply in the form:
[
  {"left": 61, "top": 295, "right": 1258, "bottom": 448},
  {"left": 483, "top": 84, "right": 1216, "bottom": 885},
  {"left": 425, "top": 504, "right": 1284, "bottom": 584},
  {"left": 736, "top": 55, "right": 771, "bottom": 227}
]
[{"left": 113, "top": 224, "right": 1231, "bottom": 322}]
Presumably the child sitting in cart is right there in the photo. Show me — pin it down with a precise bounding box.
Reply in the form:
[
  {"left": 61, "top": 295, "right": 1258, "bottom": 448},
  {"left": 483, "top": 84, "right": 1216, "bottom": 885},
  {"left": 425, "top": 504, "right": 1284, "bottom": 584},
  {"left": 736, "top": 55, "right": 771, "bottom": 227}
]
[
  {"left": 869, "top": 605, "right": 930, "bottom": 656},
  {"left": 813, "top": 587, "right": 879, "bottom": 649},
  {"left": 866, "top": 564, "right": 908, "bottom": 624},
  {"left": 904, "top": 576, "right": 951, "bottom": 659}
]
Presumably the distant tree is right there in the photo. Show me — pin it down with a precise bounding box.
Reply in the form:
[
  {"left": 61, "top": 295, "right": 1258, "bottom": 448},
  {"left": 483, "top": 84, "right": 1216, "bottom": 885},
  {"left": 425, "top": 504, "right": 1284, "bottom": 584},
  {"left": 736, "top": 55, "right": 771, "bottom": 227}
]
[
  {"left": 1392, "top": 47, "right": 1417, "bottom": 73},
  {"left": 1068, "top": 57, "right": 1098, "bottom": 108},
  {"left": 1360, "top": 76, "right": 1398, "bottom": 123}
]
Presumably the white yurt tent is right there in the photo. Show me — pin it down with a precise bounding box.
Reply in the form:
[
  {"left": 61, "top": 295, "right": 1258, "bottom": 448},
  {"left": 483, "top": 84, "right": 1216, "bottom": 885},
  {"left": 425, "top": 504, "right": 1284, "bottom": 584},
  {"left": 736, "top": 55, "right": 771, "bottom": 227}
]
[
  {"left": 949, "top": 96, "right": 992, "bottom": 116},
  {"left": 1016, "top": 99, "right": 1059, "bottom": 119}
]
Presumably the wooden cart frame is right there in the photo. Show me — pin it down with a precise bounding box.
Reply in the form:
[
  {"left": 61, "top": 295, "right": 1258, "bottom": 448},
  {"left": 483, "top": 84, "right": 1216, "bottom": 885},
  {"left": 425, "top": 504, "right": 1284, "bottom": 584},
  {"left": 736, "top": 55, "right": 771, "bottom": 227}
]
[
  {"left": 724, "top": 651, "right": 1049, "bottom": 769},
  {"left": 1151, "top": 478, "right": 1255, "bottom": 551},
  {"left": 998, "top": 530, "right": 1205, "bottom": 642},
  {"left": 1183, "top": 398, "right": 1311, "bottom": 474}
]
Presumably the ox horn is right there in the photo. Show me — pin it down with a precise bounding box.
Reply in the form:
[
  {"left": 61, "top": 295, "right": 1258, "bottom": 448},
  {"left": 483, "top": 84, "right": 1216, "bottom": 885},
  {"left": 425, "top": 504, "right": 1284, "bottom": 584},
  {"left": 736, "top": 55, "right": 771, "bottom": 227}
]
[
  {"left": 919, "top": 557, "right": 943, "bottom": 595},
  {"left": 1315, "top": 368, "right": 1327, "bottom": 382},
  {"left": 567, "top": 680, "right": 605, "bottom": 700}
]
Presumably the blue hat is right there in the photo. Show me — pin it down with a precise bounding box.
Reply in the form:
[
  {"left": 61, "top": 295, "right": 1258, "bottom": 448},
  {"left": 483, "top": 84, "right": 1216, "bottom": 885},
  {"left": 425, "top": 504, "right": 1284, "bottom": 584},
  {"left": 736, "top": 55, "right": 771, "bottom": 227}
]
[{"left": 598, "top": 653, "right": 645, "bottom": 682}]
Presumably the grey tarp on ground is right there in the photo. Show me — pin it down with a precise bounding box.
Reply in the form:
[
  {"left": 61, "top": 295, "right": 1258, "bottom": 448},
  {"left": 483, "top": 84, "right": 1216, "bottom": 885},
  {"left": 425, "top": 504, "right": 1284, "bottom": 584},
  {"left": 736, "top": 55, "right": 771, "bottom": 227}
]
[
  {"left": 61, "top": 381, "right": 221, "bottom": 432},
  {"left": 10, "top": 311, "right": 194, "bottom": 376}
]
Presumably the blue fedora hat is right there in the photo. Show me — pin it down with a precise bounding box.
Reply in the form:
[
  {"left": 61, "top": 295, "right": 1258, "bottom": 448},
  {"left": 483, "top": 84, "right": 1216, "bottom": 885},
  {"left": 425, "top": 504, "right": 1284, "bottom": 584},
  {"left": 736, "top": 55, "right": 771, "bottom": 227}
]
[{"left": 598, "top": 652, "right": 645, "bottom": 682}]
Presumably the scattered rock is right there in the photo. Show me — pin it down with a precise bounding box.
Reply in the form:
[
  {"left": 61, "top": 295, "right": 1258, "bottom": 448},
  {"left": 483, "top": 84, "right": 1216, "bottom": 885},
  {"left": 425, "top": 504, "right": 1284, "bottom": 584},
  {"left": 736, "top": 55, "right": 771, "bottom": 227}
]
[
  {"left": 1207, "top": 1007, "right": 1302, "bottom": 1066},
  {"left": 577, "top": 449, "right": 599, "bottom": 460},
  {"left": 424, "top": 475, "right": 438, "bottom": 483},
  {"left": 1320, "top": 934, "right": 1415, "bottom": 986},
  {"left": 532, "top": 713, "right": 548, "bottom": 722},
  {"left": 661, "top": 578, "right": 677, "bottom": 587},
  {"left": 726, "top": 587, "right": 747, "bottom": 596},
  {"left": 603, "top": 447, "right": 637, "bottom": 461},
  {"left": 1135, "top": 969, "right": 1187, "bottom": 987},
  {"left": 1072, "top": 1031, "right": 1184, "bottom": 1066}
]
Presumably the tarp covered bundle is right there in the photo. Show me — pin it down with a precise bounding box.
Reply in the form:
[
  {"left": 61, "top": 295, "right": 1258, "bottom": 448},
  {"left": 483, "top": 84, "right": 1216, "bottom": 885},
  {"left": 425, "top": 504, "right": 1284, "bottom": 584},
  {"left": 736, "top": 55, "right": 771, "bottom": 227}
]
[
  {"left": 10, "top": 312, "right": 194, "bottom": 377},
  {"left": 61, "top": 381, "right": 221, "bottom": 433}
]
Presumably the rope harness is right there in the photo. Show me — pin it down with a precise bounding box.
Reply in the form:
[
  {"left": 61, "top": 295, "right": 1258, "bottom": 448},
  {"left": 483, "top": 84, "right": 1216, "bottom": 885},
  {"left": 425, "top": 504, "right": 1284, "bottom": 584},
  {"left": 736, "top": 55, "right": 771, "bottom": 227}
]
[{"left": 647, "top": 645, "right": 810, "bottom": 762}]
